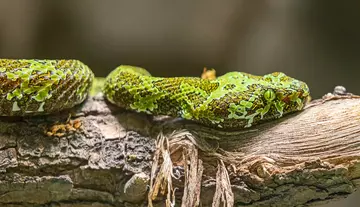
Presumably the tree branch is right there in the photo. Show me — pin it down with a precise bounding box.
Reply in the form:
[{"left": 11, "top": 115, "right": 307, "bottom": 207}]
[{"left": 0, "top": 92, "right": 359, "bottom": 207}]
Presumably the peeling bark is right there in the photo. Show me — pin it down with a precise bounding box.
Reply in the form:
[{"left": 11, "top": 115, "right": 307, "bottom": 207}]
[{"left": 0, "top": 92, "right": 359, "bottom": 207}]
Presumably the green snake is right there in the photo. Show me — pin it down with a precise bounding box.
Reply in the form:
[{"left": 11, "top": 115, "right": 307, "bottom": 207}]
[
  {"left": 0, "top": 59, "right": 310, "bottom": 129},
  {"left": 0, "top": 59, "right": 93, "bottom": 116},
  {"left": 103, "top": 65, "right": 310, "bottom": 129}
]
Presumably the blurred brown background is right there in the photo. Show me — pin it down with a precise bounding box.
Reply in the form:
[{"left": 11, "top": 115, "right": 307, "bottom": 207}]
[
  {"left": 1, "top": 0, "right": 360, "bottom": 99},
  {"left": 0, "top": 0, "right": 359, "bottom": 206}
]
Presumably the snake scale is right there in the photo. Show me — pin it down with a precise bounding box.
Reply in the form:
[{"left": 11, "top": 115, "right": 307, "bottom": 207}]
[{"left": 0, "top": 59, "right": 310, "bottom": 129}]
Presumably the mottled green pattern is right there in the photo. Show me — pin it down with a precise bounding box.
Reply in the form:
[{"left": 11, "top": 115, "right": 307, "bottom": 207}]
[
  {"left": 0, "top": 59, "right": 94, "bottom": 116},
  {"left": 104, "top": 65, "right": 310, "bottom": 129}
]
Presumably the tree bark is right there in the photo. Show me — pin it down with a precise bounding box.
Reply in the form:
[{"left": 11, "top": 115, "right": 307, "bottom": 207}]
[{"left": 0, "top": 92, "right": 359, "bottom": 207}]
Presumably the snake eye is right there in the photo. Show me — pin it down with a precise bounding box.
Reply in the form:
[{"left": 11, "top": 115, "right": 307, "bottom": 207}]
[{"left": 264, "top": 89, "right": 276, "bottom": 102}]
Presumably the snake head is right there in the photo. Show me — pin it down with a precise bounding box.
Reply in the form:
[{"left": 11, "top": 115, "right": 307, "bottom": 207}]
[{"left": 261, "top": 72, "right": 310, "bottom": 118}]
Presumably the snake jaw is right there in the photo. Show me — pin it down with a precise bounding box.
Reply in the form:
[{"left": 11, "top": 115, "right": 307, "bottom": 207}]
[
  {"left": 259, "top": 104, "right": 271, "bottom": 119},
  {"left": 274, "top": 101, "right": 285, "bottom": 117}
]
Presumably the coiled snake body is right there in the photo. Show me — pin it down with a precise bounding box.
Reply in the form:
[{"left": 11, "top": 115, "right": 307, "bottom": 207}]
[
  {"left": 0, "top": 59, "right": 93, "bottom": 116},
  {"left": 103, "top": 65, "right": 310, "bottom": 129},
  {"left": 0, "top": 59, "right": 310, "bottom": 129}
]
